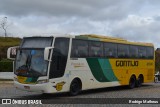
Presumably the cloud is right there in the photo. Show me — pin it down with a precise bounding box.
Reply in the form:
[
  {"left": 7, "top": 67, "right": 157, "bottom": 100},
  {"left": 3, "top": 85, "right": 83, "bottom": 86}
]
[
  {"left": 108, "top": 15, "right": 160, "bottom": 48},
  {"left": 0, "top": 0, "right": 113, "bottom": 17},
  {"left": 0, "top": 0, "right": 146, "bottom": 20},
  {"left": 0, "top": 0, "right": 160, "bottom": 47}
]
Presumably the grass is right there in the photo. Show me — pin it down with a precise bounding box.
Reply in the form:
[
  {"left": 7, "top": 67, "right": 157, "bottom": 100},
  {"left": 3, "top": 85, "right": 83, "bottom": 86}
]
[
  {"left": 0, "top": 37, "right": 21, "bottom": 71},
  {"left": 0, "top": 37, "right": 21, "bottom": 47}
]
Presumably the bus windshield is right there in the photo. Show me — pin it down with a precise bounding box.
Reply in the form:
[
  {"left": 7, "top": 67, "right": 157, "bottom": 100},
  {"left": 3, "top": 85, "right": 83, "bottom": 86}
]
[
  {"left": 15, "top": 49, "right": 48, "bottom": 77},
  {"left": 14, "top": 37, "right": 53, "bottom": 77}
]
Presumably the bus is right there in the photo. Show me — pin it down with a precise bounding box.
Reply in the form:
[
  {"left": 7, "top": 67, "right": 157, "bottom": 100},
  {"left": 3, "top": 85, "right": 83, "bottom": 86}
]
[{"left": 7, "top": 34, "right": 155, "bottom": 96}]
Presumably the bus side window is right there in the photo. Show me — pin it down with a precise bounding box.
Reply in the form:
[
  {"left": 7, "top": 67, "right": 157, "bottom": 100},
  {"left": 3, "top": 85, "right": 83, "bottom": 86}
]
[
  {"left": 118, "top": 44, "right": 129, "bottom": 58},
  {"left": 146, "top": 47, "right": 154, "bottom": 59},
  {"left": 129, "top": 45, "right": 138, "bottom": 58},
  {"left": 138, "top": 46, "right": 146, "bottom": 59},
  {"left": 71, "top": 39, "right": 88, "bottom": 58},
  {"left": 89, "top": 41, "right": 103, "bottom": 57},
  {"left": 71, "top": 47, "right": 79, "bottom": 57},
  {"left": 104, "top": 43, "right": 117, "bottom": 58}
]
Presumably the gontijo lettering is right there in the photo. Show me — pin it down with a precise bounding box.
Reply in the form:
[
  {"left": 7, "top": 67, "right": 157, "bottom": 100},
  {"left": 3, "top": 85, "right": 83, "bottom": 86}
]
[{"left": 116, "top": 60, "right": 138, "bottom": 67}]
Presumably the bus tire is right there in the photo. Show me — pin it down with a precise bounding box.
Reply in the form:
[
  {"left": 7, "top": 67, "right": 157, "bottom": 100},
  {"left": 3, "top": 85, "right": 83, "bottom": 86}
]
[
  {"left": 129, "top": 75, "right": 136, "bottom": 89},
  {"left": 69, "top": 78, "right": 82, "bottom": 96},
  {"left": 136, "top": 75, "right": 143, "bottom": 87}
]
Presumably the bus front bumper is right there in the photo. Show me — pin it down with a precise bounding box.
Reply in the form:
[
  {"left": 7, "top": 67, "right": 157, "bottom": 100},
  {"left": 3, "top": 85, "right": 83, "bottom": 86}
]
[{"left": 14, "top": 81, "right": 54, "bottom": 93}]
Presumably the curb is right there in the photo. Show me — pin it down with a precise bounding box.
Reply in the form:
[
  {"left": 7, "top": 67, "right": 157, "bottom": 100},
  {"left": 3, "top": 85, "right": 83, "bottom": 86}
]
[{"left": 0, "top": 79, "right": 13, "bottom": 84}]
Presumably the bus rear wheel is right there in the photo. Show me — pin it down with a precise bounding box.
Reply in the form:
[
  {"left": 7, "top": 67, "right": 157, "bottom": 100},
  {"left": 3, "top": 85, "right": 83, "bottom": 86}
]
[
  {"left": 69, "top": 79, "right": 81, "bottom": 96},
  {"left": 136, "top": 75, "right": 143, "bottom": 87},
  {"left": 129, "top": 75, "right": 136, "bottom": 89}
]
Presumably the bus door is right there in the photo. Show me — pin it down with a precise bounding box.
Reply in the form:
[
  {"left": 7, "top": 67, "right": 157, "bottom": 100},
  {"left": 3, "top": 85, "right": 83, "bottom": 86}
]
[{"left": 49, "top": 38, "right": 69, "bottom": 82}]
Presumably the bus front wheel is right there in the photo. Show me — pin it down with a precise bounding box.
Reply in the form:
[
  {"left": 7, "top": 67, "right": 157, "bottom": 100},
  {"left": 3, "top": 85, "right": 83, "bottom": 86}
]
[
  {"left": 69, "top": 79, "right": 82, "bottom": 96},
  {"left": 129, "top": 75, "right": 136, "bottom": 89}
]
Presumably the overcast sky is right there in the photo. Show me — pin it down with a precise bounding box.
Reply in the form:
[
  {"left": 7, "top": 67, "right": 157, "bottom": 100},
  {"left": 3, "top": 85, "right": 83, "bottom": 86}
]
[{"left": 0, "top": 0, "right": 160, "bottom": 48}]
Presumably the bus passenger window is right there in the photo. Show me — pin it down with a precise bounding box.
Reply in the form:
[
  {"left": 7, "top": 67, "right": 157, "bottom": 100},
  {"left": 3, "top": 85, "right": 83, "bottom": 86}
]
[
  {"left": 71, "top": 40, "right": 88, "bottom": 58},
  {"left": 129, "top": 45, "right": 138, "bottom": 58},
  {"left": 118, "top": 44, "right": 129, "bottom": 58},
  {"left": 89, "top": 41, "right": 103, "bottom": 57},
  {"left": 146, "top": 47, "right": 154, "bottom": 59},
  {"left": 104, "top": 43, "right": 117, "bottom": 58},
  {"left": 138, "top": 46, "right": 146, "bottom": 58}
]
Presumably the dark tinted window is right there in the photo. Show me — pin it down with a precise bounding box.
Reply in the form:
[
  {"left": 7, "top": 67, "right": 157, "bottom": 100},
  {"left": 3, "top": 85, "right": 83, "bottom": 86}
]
[
  {"left": 118, "top": 44, "right": 129, "bottom": 58},
  {"left": 146, "top": 47, "right": 154, "bottom": 59},
  {"left": 104, "top": 43, "right": 117, "bottom": 58},
  {"left": 138, "top": 46, "right": 146, "bottom": 58},
  {"left": 54, "top": 38, "right": 69, "bottom": 56},
  {"left": 49, "top": 38, "right": 69, "bottom": 79},
  {"left": 71, "top": 39, "right": 88, "bottom": 58},
  {"left": 129, "top": 45, "right": 138, "bottom": 58},
  {"left": 89, "top": 41, "right": 103, "bottom": 57},
  {"left": 22, "top": 37, "right": 53, "bottom": 48}
]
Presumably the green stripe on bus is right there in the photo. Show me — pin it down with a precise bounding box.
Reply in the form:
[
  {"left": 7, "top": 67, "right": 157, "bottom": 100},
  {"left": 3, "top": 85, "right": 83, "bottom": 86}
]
[
  {"left": 86, "top": 58, "right": 118, "bottom": 82},
  {"left": 98, "top": 59, "right": 118, "bottom": 81},
  {"left": 26, "top": 77, "right": 32, "bottom": 82},
  {"left": 26, "top": 77, "right": 38, "bottom": 83},
  {"left": 86, "top": 58, "right": 109, "bottom": 82}
]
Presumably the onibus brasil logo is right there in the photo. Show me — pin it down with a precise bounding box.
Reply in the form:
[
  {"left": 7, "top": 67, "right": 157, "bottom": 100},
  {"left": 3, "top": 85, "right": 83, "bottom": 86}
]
[{"left": 2, "top": 99, "right": 42, "bottom": 104}]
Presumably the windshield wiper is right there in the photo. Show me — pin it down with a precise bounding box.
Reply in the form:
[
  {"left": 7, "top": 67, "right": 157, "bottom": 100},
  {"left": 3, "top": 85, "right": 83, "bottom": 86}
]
[{"left": 26, "top": 54, "right": 32, "bottom": 70}]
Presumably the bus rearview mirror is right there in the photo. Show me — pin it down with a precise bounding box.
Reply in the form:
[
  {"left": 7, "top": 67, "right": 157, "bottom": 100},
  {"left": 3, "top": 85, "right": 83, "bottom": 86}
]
[
  {"left": 7, "top": 46, "right": 19, "bottom": 60},
  {"left": 44, "top": 47, "right": 54, "bottom": 61}
]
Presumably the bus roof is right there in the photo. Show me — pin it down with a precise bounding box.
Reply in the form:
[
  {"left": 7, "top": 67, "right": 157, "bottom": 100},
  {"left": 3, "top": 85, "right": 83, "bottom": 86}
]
[
  {"left": 75, "top": 34, "right": 154, "bottom": 47},
  {"left": 22, "top": 34, "right": 153, "bottom": 47}
]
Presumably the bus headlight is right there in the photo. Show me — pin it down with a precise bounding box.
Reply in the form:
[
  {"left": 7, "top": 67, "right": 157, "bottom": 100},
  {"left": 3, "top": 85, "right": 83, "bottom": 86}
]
[{"left": 37, "top": 79, "right": 48, "bottom": 84}]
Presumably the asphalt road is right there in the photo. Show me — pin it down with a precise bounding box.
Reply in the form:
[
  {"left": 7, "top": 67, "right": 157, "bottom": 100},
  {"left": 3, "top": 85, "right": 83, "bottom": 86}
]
[{"left": 1, "top": 82, "right": 160, "bottom": 107}]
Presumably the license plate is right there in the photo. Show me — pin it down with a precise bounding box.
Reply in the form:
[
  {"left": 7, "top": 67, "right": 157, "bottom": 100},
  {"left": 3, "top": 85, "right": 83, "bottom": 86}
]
[{"left": 24, "top": 86, "right": 30, "bottom": 89}]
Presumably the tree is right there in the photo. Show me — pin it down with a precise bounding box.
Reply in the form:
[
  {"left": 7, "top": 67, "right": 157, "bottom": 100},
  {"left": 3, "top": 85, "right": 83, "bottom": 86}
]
[{"left": 0, "top": 17, "right": 9, "bottom": 37}]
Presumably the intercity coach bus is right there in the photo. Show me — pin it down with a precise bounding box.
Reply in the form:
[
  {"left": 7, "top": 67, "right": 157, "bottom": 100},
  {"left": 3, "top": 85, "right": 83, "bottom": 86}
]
[{"left": 7, "top": 34, "right": 155, "bottom": 95}]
